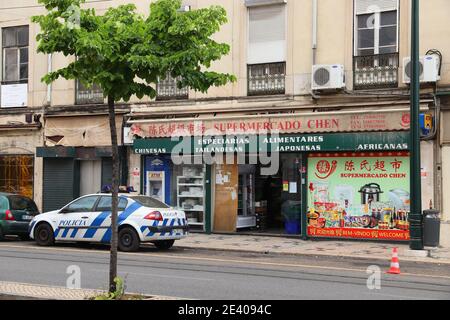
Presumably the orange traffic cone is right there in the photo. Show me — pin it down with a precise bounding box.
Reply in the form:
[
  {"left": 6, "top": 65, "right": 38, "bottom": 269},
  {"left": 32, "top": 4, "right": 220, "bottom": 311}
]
[{"left": 387, "top": 247, "right": 401, "bottom": 274}]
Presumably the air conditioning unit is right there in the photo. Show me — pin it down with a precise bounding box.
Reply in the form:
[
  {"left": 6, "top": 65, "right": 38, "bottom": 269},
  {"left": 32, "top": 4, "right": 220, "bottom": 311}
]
[
  {"left": 312, "top": 64, "right": 345, "bottom": 90},
  {"left": 403, "top": 55, "right": 440, "bottom": 84}
]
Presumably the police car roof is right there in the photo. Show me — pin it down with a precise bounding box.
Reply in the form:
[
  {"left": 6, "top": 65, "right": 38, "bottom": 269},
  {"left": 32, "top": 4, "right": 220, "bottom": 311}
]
[{"left": 94, "top": 193, "right": 142, "bottom": 197}]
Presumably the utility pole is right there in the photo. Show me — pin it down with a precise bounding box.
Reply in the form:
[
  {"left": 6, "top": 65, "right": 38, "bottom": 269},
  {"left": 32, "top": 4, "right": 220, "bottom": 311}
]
[{"left": 409, "top": 0, "right": 424, "bottom": 250}]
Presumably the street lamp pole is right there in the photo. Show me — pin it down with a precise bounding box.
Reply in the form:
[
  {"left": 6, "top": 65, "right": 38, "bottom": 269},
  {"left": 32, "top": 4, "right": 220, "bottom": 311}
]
[{"left": 409, "top": 0, "right": 424, "bottom": 250}]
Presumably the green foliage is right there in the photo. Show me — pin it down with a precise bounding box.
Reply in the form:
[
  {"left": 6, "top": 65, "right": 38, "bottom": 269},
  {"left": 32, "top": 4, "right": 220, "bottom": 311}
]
[
  {"left": 93, "top": 277, "right": 125, "bottom": 300},
  {"left": 32, "top": 0, "right": 236, "bottom": 102}
]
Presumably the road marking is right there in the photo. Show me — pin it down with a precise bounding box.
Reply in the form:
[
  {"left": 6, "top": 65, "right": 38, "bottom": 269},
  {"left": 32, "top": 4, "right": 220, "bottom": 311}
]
[{"left": 1, "top": 243, "right": 450, "bottom": 281}]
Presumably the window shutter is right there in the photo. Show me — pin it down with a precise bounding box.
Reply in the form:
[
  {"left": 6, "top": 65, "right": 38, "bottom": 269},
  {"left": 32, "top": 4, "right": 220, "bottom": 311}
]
[
  {"left": 355, "top": 0, "right": 398, "bottom": 14},
  {"left": 245, "top": 0, "right": 286, "bottom": 7},
  {"left": 248, "top": 4, "right": 286, "bottom": 64}
]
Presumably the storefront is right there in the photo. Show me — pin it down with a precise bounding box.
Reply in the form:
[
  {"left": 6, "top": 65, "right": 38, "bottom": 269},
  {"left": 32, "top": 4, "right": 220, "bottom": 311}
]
[
  {"left": 131, "top": 112, "right": 411, "bottom": 239},
  {"left": 139, "top": 154, "right": 209, "bottom": 231},
  {"left": 0, "top": 122, "right": 42, "bottom": 204},
  {"left": 37, "top": 115, "right": 127, "bottom": 212},
  {"left": 0, "top": 154, "right": 34, "bottom": 199}
]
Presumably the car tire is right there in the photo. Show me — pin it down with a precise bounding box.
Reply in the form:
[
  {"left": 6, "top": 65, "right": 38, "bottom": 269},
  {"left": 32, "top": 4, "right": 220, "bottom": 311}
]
[
  {"left": 153, "top": 240, "right": 175, "bottom": 250},
  {"left": 34, "top": 223, "right": 55, "bottom": 246},
  {"left": 118, "top": 227, "right": 140, "bottom": 252},
  {"left": 0, "top": 228, "right": 4, "bottom": 241}
]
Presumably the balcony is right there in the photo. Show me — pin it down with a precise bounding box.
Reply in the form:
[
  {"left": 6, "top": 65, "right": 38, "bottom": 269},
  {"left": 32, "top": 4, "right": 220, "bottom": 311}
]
[
  {"left": 75, "top": 81, "right": 104, "bottom": 105},
  {"left": 156, "top": 74, "right": 189, "bottom": 101},
  {"left": 353, "top": 53, "right": 399, "bottom": 90},
  {"left": 248, "top": 62, "right": 286, "bottom": 96}
]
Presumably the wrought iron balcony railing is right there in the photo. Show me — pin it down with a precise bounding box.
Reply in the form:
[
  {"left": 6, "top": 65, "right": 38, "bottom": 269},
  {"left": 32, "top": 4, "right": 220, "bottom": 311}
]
[
  {"left": 75, "top": 81, "right": 104, "bottom": 105},
  {"left": 353, "top": 53, "right": 399, "bottom": 90},
  {"left": 156, "top": 74, "right": 189, "bottom": 101},
  {"left": 248, "top": 62, "right": 286, "bottom": 96}
]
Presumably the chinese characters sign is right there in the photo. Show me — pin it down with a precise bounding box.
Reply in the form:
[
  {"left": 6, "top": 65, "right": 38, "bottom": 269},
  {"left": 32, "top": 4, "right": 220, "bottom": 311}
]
[
  {"left": 130, "top": 112, "right": 411, "bottom": 138},
  {"left": 307, "top": 152, "right": 410, "bottom": 241}
]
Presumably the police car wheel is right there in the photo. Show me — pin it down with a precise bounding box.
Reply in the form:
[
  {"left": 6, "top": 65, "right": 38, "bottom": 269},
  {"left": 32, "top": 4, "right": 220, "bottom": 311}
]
[
  {"left": 118, "top": 227, "right": 140, "bottom": 252},
  {"left": 35, "top": 223, "right": 55, "bottom": 246},
  {"left": 153, "top": 240, "right": 175, "bottom": 250}
]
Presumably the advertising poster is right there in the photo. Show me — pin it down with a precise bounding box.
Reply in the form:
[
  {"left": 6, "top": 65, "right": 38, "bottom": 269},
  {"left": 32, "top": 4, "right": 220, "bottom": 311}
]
[{"left": 307, "top": 152, "right": 410, "bottom": 241}]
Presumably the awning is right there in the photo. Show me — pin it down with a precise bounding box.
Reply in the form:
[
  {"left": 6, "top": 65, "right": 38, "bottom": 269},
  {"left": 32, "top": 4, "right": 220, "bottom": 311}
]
[
  {"left": 45, "top": 115, "right": 123, "bottom": 147},
  {"left": 128, "top": 108, "right": 413, "bottom": 139},
  {"left": 132, "top": 131, "right": 410, "bottom": 155}
]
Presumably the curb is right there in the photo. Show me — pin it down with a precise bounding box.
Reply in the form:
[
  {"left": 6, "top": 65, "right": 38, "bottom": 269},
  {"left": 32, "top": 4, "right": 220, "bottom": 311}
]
[{"left": 173, "top": 245, "right": 450, "bottom": 265}]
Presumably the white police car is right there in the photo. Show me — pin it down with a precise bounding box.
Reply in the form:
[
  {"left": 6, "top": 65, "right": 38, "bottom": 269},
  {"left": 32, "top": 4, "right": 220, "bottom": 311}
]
[{"left": 29, "top": 194, "right": 189, "bottom": 252}]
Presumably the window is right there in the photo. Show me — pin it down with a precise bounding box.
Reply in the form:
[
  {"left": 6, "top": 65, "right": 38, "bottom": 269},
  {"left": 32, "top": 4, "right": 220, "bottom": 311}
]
[
  {"left": 64, "top": 196, "right": 99, "bottom": 213},
  {"left": 156, "top": 73, "right": 189, "bottom": 100},
  {"left": 96, "top": 196, "right": 128, "bottom": 212},
  {"left": 130, "top": 196, "right": 170, "bottom": 209},
  {"left": 354, "top": 0, "right": 398, "bottom": 56},
  {"left": 356, "top": 10, "right": 398, "bottom": 56},
  {"left": 2, "top": 26, "right": 28, "bottom": 83},
  {"left": 247, "top": 3, "right": 286, "bottom": 95},
  {"left": 0, "top": 196, "right": 8, "bottom": 210},
  {"left": 0, "top": 155, "right": 34, "bottom": 199},
  {"left": 247, "top": 3, "right": 286, "bottom": 64},
  {"left": 353, "top": 0, "right": 399, "bottom": 89},
  {"left": 75, "top": 79, "right": 103, "bottom": 104},
  {"left": 7, "top": 195, "right": 38, "bottom": 212}
]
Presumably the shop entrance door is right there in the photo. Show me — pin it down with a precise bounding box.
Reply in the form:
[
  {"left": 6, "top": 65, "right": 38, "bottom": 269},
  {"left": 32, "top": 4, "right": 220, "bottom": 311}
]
[
  {"left": 253, "top": 154, "right": 303, "bottom": 235},
  {"left": 213, "top": 162, "right": 238, "bottom": 232},
  {"left": 237, "top": 165, "right": 257, "bottom": 229},
  {"left": 279, "top": 154, "right": 303, "bottom": 235}
]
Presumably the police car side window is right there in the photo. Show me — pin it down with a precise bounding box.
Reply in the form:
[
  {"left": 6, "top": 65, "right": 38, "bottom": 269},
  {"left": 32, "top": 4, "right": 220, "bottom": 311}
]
[
  {"left": 96, "top": 196, "right": 128, "bottom": 212},
  {"left": 65, "top": 196, "right": 99, "bottom": 213}
]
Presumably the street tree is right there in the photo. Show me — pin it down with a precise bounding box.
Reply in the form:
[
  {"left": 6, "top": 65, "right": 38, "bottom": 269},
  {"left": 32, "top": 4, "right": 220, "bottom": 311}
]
[{"left": 33, "top": 0, "right": 235, "bottom": 293}]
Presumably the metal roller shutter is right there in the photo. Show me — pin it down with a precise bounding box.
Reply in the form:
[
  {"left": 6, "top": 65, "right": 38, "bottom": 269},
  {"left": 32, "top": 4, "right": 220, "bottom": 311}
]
[
  {"left": 248, "top": 3, "right": 286, "bottom": 64},
  {"left": 355, "top": 0, "right": 398, "bottom": 14},
  {"left": 43, "top": 159, "right": 78, "bottom": 212}
]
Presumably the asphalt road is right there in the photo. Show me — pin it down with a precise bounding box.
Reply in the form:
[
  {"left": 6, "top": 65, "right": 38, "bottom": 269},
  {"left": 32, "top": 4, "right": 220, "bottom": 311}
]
[{"left": 1, "top": 239, "right": 450, "bottom": 300}]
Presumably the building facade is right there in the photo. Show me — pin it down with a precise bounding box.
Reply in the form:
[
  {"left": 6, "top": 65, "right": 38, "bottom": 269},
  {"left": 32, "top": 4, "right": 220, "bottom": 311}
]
[{"left": 1, "top": 0, "right": 449, "bottom": 245}]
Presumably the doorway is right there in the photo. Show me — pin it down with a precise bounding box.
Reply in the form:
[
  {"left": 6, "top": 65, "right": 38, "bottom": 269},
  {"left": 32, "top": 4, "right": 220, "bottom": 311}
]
[
  {"left": 237, "top": 154, "right": 303, "bottom": 235},
  {"left": 79, "top": 160, "right": 102, "bottom": 196}
]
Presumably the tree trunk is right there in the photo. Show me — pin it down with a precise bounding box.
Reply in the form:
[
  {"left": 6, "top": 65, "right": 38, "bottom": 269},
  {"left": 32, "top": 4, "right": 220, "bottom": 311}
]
[{"left": 108, "top": 95, "right": 119, "bottom": 293}]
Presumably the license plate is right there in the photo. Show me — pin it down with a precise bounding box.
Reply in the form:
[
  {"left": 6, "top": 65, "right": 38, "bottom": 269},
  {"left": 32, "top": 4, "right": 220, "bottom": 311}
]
[{"left": 22, "top": 215, "right": 33, "bottom": 221}]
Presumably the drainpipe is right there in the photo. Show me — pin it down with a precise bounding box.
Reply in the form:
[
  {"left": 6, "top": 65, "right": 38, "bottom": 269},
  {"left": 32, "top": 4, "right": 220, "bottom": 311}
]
[
  {"left": 46, "top": 54, "right": 52, "bottom": 106},
  {"left": 311, "top": 0, "right": 320, "bottom": 100},
  {"left": 43, "top": 53, "right": 52, "bottom": 148},
  {"left": 312, "top": 0, "right": 318, "bottom": 65}
]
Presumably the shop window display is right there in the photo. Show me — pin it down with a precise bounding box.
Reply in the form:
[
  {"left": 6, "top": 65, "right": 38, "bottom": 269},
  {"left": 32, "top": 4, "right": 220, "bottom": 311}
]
[
  {"left": 307, "top": 152, "right": 411, "bottom": 241},
  {"left": 172, "top": 163, "right": 206, "bottom": 230},
  {"left": 0, "top": 155, "right": 34, "bottom": 199}
]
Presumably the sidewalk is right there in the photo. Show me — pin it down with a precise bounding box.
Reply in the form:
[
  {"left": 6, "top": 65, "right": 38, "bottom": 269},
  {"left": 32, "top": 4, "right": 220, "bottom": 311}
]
[
  {"left": 0, "top": 282, "right": 103, "bottom": 300},
  {"left": 0, "top": 281, "right": 182, "bottom": 300},
  {"left": 175, "top": 233, "right": 450, "bottom": 264}
]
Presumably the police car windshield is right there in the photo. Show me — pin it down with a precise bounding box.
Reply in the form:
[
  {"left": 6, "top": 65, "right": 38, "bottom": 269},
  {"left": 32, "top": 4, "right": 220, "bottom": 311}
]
[{"left": 130, "top": 196, "right": 170, "bottom": 209}]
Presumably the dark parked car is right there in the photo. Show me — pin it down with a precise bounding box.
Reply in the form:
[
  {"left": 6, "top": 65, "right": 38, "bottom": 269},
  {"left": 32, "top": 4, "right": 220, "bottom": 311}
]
[{"left": 0, "top": 193, "right": 40, "bottom": 240}]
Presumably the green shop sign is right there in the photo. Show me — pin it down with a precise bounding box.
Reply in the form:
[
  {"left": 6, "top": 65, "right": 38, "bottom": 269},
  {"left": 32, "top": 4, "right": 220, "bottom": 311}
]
[{"left": 133, "top": 131, "right": 410, "bottom": 155}]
